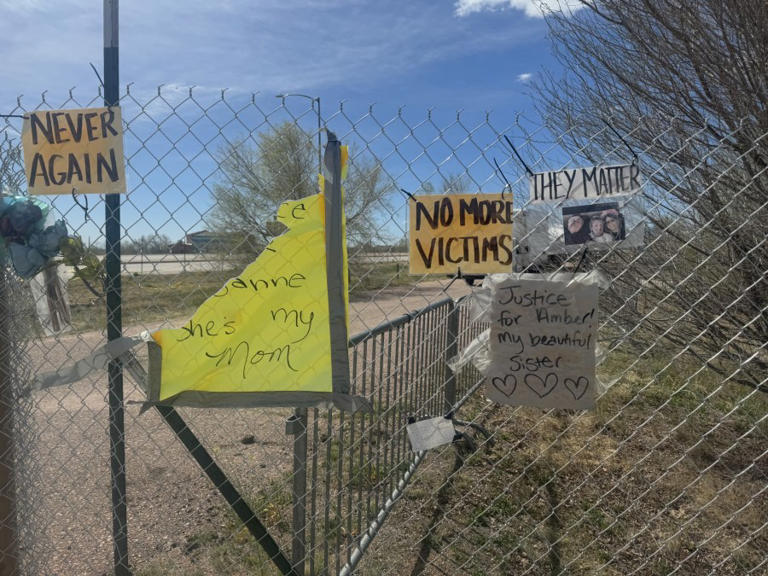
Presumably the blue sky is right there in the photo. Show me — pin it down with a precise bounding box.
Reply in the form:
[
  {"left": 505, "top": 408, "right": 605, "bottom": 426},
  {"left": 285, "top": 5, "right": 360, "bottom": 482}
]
[{"left": 0, "top": 0, "right": 578, "bottom": 244}]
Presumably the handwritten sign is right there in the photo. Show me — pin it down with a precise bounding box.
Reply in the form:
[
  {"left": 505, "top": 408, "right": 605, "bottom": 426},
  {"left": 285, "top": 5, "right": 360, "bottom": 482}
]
[
  {"left": 409, "top": 193, "right": 514, "bottom": 275},
  {"left": 484, "top": 278, "right": 598, "bottom": 409},
  {"left": 529, "top": 163, "right": 641, "bottom": 204},
  {"left": 22, "top": 107, "right": 126, "bottom": 195},
  {"left": 150, "top": 192, "right": 340, "bottom": 401}
]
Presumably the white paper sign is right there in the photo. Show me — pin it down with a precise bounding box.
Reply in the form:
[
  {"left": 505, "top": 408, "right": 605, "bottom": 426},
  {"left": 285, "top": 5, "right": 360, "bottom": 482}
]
[
  {"left": 484, "top": 277, "right": 598, "bottom": 410},
  {"left": 529, "top": 163, "right": 641, "bottom": 204},
  {"left": 407, "top": 417, "right": 456, "bottom": 452}
]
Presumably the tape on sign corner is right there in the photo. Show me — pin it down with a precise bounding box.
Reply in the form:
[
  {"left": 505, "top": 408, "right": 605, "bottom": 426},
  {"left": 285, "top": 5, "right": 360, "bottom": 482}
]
[
  {"left": 31, "top": 336, "right": 144, "bottom": 392},
  {"left": 407, "top": 417, "right": 456, "bottom": 452},
  {"left": 595, "top": 376, "right": 617, "bottom": 394}
]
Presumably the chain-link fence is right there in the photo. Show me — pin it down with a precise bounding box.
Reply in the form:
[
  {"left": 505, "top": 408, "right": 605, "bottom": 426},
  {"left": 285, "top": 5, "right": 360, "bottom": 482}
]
[{"left": 0, "top": 87, "right": 766, "bottom": 575}]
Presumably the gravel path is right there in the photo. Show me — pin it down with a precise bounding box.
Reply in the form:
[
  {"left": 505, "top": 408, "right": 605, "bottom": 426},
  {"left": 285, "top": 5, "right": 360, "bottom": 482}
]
[{"left": 19, "top": 280, "right": 471, "bottom": 575}]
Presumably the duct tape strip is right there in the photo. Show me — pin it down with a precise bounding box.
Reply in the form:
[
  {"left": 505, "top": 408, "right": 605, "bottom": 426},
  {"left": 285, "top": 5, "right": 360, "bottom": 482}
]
[{"left": 32, "top": 334, "right": 147, "bottom": 392}]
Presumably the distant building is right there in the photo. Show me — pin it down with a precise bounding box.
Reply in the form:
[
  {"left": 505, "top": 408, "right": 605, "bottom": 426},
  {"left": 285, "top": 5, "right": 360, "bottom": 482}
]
[
  {"left": 169, "top": 240, "right": 196, "bottom": 254},
  {"left": 170, "top": 230, "right": 232, "bottom": 254}
]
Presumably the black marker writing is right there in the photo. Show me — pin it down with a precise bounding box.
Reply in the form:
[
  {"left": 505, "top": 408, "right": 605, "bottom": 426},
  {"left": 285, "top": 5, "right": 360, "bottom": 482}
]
[
  {"left": 30, "top": 109, "right": 117, "bottom": 145},
  {"left": 28, "top": 149, "right": 120, "bottom": 187},
  {"left": 415, "top": 197, "right": 453, "bottom": 230},
  {"left": 528, "top": 331, "right": 592, "bottom": 348},
  {"left": 498, "top": 331, "right": 524, "bottom": 354},
  {"left": 498, "top": 309, "right": 522, "bottom": 326},
  {"left": 458, "top": 197, "right": 514, "bottom": 225},
  {"left": 415, "top": 234, "right": 513, "bottom": 268},
  {"left": 497, "top": 285, "right": 571, "bottom": 307},
  {"left": 205, "top": 341, "right": 297, "bottom": 379},
  {"left": 508, "top": 354, "right": 562, "bottom": 372},
  {"left": 532, "top": 164, "right": 641, "bottom": 201},
  {"left": 270, "top": 308, "right": 314, "bottom": 343},
  {"left": 535, "top": 307, "right": 595, "bottom": 325},
  {"left": 177, "top": 318, "right": 236, "bottom": 342},
  {"left": 213, "top": 272, "right": 306, "bottom": 298}
]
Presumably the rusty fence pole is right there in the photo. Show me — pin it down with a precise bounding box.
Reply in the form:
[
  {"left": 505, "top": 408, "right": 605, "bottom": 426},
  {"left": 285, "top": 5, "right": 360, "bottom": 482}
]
[{"left": 0, "top": 270, "right": 18, "bottom": 576}]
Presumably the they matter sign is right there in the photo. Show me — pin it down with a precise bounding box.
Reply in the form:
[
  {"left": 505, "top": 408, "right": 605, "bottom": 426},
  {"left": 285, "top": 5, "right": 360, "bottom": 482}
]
[
  {"left": 409, "top": 193, "right": 514, "bottom": 275},
  {"left": 484, "top": 277, "right": 598, "bottom": 410},
  {"left": 22, "top": 107, "right": 126, "bottom": 195},
  {"left": 529, "top": 163, "right": 641, "bottom": 204}
]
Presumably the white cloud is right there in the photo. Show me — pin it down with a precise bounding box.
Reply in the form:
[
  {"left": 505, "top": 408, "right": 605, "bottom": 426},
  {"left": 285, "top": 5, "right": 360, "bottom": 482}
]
[
  {"left": 517, "top": 72, "right": 533, "bottom": 82},
  {"left": 0, "top": 0, "right": 549, "bottom": 112},
  {"left": 455, "top": 0, "right": 583, "bottom": 18},
  {"left": 0, "top": 0, "right": 45, "bottom": 14}
]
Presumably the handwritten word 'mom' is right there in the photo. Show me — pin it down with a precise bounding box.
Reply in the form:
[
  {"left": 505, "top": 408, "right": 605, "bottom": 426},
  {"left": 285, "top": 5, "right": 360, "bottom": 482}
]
[
  {"left": 215, "top": 273, "right": 306, "bottom": 297},
  {"left": 27, "top": 109, "right": 121, "bottom": 188},
  {"left": 205, "top": 341, "right": 297, "bottom": 379},
  {"left": 531, "top": 164, "right": 640, "bottom": 202}
]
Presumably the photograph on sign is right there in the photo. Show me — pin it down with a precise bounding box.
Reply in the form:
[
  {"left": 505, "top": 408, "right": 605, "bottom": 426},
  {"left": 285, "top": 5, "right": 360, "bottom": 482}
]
[
  {"left": 22, "top": 107, "right": 126, "bottom": 195},
  {"left": 562, "top": 201, "right": 625, "bottom": 245},
  {"left": 483, "top": 277, "right": 598, "bottom": 410},
  {"left": 515, "top": 194, "right": 645, "bottom": 267},
  {"left": 409, "top": 193, "right": 513, "bottom": 275},
  {"left": 528, "top": 163, "right": 641, "bottom": 204}
]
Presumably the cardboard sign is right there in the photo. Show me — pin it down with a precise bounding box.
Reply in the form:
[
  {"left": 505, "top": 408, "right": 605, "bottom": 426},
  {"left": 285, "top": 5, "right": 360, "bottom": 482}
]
[
  {"left": 22, "top": 107, "right": 126, "bottom": 195},
  {"left": 529, "top": 163, "right": 641, "bottom": 204},
  {"left": 484, "top": 277, "right": 598, "bottom": 410},
  {"left": 409, "top": 193, "right": 514, "bottom": 275}
]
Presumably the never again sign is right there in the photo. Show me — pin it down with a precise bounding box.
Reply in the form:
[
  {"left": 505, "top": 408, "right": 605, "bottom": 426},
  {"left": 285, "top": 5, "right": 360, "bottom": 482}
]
[
  {"left": 22, "top": 107, "right": 126, "bottom": 195},
  {"left": 409, "top": 193, "right": 514, "bottom": 275}
]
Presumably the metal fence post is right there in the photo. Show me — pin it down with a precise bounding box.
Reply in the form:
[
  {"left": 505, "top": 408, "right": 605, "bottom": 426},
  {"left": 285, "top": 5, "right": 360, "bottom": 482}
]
[
  {"left": 0, "top": 272, "right": 18, "bottom": 576},
  {"left": 103, "top": 1, "right": 130, "bottom": 574},
  {"left": 287, "top": 408, "right": 308, "bottom": 575},
  {"left": 444, "top": 300, "right": 459, "bottom": 414}
]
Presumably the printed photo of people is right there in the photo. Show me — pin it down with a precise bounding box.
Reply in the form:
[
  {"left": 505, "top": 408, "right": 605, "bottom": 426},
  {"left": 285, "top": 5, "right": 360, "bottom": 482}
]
[{"left": 562, "top": 202, "right": 626, "bottom": 246}]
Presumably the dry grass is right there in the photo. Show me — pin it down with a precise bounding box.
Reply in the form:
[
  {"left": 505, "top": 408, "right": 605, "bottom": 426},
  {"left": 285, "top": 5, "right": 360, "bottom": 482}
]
[
  {"left": 65, "top": 262, "right": 417, "bottom": 332},
  {"left": 24, "top": 270, "right": 768, "bottom": 575},
  {"left": 356, "top": 354, "right": 768, "bottom": 576}
]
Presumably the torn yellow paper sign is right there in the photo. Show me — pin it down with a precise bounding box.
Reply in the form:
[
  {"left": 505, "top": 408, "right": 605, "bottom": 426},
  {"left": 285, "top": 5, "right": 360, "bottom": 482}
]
[{"left": 151, "top": 192, "right": 342, "bottom": 401}]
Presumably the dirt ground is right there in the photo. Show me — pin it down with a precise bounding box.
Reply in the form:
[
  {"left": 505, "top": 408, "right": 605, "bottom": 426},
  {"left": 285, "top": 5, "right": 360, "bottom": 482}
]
[
  {"left": 18, "top": 279, "right": 471, "bottom": 576},
  {"left": 16, "top": 276, "right": 766, "bottom": 576}
]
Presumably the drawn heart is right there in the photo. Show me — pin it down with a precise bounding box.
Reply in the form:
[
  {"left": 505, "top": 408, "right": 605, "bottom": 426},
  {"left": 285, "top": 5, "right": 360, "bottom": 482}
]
[
  {"left": 491, "top": 374, "right": 517, "bottom": 396},
  {"left": 525, "top": 373, "right": 558, "bottom": 398},
  {"left": 564, "top": 376, "right": 590, "bottom": 400}
]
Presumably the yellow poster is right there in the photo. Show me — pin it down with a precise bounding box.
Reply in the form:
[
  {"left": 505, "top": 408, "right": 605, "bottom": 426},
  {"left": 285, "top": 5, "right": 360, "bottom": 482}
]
[
  {"left": 409, "top": 193, "right": 514, "bottom": 275},
  {"left": 151, "top": 191, "right": 341, "bottom": 401},
  {"left": 22, "top": 107, "right": 126, "bottom": 195},
  {"left": 33, "top": 139, "right": 365, "bottom": 411}
]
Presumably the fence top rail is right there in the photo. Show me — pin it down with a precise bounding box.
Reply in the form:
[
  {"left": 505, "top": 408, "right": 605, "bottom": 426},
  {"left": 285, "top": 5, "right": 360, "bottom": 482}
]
[{"left": 348, "top": 296, "right": 454, "bottom": 346}]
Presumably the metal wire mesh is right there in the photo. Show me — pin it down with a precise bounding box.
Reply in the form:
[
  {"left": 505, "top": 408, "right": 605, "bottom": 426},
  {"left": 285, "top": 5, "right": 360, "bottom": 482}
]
[{"left": 0, "top": 87, "right": 765, "bottom": 575}]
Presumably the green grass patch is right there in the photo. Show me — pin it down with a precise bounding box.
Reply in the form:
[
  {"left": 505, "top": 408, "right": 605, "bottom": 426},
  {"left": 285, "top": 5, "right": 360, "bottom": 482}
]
[
  {"left": 349, "top": 261, "right": 415, "bottom": 296},
  {"left": 65, "top": 261, "right": 418, "bottom": 332},
  {"left": 67, "top": 270, "right": 234, "bottom": 331}
]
